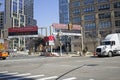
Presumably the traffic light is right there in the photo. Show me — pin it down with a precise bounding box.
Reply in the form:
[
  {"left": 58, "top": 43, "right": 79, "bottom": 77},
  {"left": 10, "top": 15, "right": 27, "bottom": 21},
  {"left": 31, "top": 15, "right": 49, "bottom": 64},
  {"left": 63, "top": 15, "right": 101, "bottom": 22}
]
[{"left": 68, "top": 23, "right": 73, "bottom": 30}]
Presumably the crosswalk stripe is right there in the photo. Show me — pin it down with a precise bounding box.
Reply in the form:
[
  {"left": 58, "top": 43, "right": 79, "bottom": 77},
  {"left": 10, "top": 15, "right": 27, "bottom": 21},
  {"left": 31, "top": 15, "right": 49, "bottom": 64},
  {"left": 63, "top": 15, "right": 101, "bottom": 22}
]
[
  {"left": 5, "top": 72, "right": 18, "bottom": 75},
  {"left": 0, "top": 71, "right": 8, "bottom": 73},
  {"left": 8, "top": 74, "right": 45, "bottom": 80},
  {"left": 0, "top": 72, "right": 19, "bottom": 77},
  {"left": 0, "top": 73, "right": 31, "bottom": 79},
  {"left": 62, "top": 77, "right": 77, "bottom": 80},
  {"left": 0, "top": 71, "right": 77, "bottom": 80},
  {"left": 36, "top": 76, "right": 58, "bottom": 80}
]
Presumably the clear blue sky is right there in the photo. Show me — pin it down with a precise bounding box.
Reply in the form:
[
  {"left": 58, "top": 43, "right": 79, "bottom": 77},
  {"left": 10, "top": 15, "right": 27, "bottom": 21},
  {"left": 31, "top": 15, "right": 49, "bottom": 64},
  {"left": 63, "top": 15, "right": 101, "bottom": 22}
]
[{"left": 34, "top": 0, "right": 59, "bottom": 27}]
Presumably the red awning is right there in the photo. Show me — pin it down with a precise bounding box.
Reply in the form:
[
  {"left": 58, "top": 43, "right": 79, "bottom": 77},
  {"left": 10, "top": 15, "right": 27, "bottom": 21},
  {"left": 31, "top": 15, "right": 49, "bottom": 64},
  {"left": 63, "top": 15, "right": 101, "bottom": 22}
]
[{"left": 8, "top": 26, "right": 38, "bottom": 32}]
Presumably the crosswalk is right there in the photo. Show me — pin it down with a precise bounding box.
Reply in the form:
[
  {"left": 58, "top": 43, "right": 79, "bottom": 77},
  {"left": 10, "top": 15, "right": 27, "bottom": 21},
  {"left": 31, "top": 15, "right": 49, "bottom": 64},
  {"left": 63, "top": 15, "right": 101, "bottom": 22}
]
[{"left": 0, "top": 71, "right": 77, "bottom": 80}]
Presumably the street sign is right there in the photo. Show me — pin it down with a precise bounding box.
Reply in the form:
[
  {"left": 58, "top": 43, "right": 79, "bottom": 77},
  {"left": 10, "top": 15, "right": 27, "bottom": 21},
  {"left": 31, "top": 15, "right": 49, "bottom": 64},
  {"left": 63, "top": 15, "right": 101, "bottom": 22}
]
[{"left": 48, "top": 41, "right": 54, "bottom": 46}]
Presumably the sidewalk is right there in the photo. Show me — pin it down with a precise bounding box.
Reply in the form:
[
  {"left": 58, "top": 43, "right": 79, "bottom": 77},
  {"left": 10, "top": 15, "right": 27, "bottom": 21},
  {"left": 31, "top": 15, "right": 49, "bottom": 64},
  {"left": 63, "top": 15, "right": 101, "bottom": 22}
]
[{"left": 9, "top": 51, "right": 94, "bottom": 57}]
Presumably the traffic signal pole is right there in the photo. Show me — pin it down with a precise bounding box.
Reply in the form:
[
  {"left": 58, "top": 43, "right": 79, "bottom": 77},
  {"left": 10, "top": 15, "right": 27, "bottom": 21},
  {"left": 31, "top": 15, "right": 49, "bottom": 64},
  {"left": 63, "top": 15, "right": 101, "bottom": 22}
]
[{"left": 50, "top": 26, "right": 53, "bottom": 53}]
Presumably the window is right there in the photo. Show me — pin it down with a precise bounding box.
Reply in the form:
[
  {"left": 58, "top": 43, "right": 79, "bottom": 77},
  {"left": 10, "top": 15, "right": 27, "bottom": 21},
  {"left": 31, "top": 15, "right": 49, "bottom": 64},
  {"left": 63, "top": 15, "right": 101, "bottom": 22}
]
[
  {"left": 98, "top": 0, "right": 109, "bottom": 2},
  {"left": 99, "top": 12, "right": 111, "bottom": 19},
  {"left": 84, "top": 6, "right": 95, "bottom": 13},
  {"left": 99, "top": 21, "right": 111, "bottom": 29},
  {"left": 84, "top": 14, "right": 95, "bottom": 21},
  {"left": 73, "top": 17, "right": 80, "bottom": 23},
  {"left": 98, "top": 4, "right": 110, "bottom": 10},
  {"left": 114, "top": 11, "right": 120, "bottom": 18},
  {"left": 115, "top": 20, "right": 120, "bottom": 27},
  {"left": 14, "top": 19, "right": 19, "bottom": 26},
  {"left": 72, "top": 9, "right": 80, "bottom": 16},
  {"left": 85, "top": 23, "right": 96, "bottom": 30},
  {"left": 71, "top": 1, "right": 80, "bottom": 7},
  {"left": 84, "top": 0, "right": 94, "bottom": 5},
  {"left": 114, "top": 2, "right": 120, "bottom": 8},
  {"left": 20, "top": 15, "right": 24, "bottom": 23}
]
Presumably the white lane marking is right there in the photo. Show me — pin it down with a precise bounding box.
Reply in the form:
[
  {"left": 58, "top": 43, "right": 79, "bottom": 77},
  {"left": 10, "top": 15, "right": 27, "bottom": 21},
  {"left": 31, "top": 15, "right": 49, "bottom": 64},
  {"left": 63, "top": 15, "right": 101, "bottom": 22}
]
[
  {"left": 0, "top": 73, "right": 31, "bottom": 79},
  {"left": 36, "top": 76, "right": 58, "bottom": 80},
  {"left": 8, "top": 74, "right": 45, "bottom": 80},
  {"left": 89, "top": 79, "right": 95, "bottom": 80},
  {"left": 0, "top": 71, "right": 8, "bottom": 73},
  {"left": 63, "top": 77, "right": 77, "bottom": 80},
  {"left": 4, "top": 72, "right": 18, "bottom": 75}
]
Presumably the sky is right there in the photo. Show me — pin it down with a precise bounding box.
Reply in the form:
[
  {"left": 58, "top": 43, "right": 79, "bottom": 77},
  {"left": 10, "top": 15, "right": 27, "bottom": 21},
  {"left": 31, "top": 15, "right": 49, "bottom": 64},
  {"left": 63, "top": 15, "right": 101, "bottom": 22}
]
[
  {"left": 34, "top": 0, "right": 59, "bottom": 27},
  {"left": 0, "top": 0, "right": 59, "bottom": 27}
]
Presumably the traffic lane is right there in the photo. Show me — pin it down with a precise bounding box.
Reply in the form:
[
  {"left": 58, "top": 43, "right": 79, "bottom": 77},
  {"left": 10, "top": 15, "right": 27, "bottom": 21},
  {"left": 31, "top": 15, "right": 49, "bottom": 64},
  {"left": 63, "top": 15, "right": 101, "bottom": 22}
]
[
  {"left": 27, "top": 56, "right": 120, "bottom": 80},
  {"left": 0, "top": 56, "right": 120, "bottom": 80}
]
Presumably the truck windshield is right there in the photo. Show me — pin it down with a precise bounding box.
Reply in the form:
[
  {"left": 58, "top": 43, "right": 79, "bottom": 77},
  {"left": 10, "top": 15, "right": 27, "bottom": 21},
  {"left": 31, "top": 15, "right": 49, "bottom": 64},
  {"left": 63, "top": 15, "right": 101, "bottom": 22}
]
[{"left": 101, "top": 41, "right": 111, "bottom": 45}]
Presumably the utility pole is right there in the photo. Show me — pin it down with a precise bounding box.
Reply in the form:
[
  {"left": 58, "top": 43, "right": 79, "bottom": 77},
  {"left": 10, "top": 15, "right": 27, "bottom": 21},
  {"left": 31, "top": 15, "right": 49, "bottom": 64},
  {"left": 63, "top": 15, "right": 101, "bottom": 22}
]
[
  {"left": 81, "top": 27, "right": 84, "bottom": 52},
  {"left": 50, "top": 26, "right": 53, "bottom": 53}
]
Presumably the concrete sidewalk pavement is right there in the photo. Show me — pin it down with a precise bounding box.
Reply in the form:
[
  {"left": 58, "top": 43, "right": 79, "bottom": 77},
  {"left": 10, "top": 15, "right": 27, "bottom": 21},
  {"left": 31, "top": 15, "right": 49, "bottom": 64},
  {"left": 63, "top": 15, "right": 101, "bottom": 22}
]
[{"left": 9, "top": 51, "right": 94, "bottom": 57}]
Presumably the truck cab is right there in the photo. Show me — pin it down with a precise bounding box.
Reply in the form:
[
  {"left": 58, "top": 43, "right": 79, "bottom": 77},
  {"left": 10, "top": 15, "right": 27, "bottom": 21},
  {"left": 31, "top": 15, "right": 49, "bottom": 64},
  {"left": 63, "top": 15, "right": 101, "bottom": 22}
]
[{"left": 96, "top": 33, "right": 120, "bottom": 57}]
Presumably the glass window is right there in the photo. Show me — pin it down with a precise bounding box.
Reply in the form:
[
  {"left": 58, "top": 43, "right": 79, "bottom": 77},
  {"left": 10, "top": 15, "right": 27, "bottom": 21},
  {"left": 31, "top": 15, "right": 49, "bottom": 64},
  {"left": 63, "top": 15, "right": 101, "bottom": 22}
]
[
  {"left": 84, "top": 0, "right": 94, "bottom": 5},
  {"left": 73, "top": 17, "right": 80, "bottom": 23},
  {"left": 98, "top": 0, "right": 109, "bottom": 2},
  {"left": 20, "top": 15, "right": 24, "bottom": 23},
  {"left": 114, "top": 2, "right": 120, "bottom": 8},
  {"left": 13, "top": 1, "right": 17, "bottom": 13},
  {"left": 114, "top": 11, "right": 120, "bottom": 17},
  {"left": 99, "top": 12, "right": 111, "bottom": 19},
  {"left": 115, "top": 20, "right": 120, "bottom": 27},
  {"left": 99, "top": 21, "right": 111, "bottom": 29},
  {"left": 72, "top": 9, "right": 80, "bottom": 16},
  {"left": 98, "top": 4, "right": 110, "bottom": 10},
  {"left": 14, "top": 19, "right": 19, "bottom": 26},
  {"left": 84, "top": 14, "right": 95, "bottom": 21},
  {"left": 85, "top": 23, "right": 96, "bottom": 30},
  {"left": 84, "top": 6, "right": 95, "bottom": 13},
  {"left": 72, "top": 1, "right": 80, "bottom": 7}
]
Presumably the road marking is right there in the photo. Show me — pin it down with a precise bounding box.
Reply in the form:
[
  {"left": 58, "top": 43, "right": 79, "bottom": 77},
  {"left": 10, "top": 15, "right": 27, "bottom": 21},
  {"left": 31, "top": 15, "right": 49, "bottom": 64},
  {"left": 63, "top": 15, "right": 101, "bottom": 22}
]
[
  {"left": 0, "top": 71, "right": 78, "bottom": 80},
  {"left": 1, "top": 72, "right": 19, "bottom": 75},
  {"left": 89, "top": 79, "right": 95, "bottom": 80},
  {"left": 0, "top": 71, "right": 8, "bottom": 73},
  {"left": 0, "top": 73, "right": 31, "bottom": 79},
  {"left": 63, "top": 77, "right": 77, "bottom": 80},
  {"left": 36, "top": 76, "right": 58, "bottom": 80},
  {"left": 8, "top": 74, "right": 45, "bottom": 80}
]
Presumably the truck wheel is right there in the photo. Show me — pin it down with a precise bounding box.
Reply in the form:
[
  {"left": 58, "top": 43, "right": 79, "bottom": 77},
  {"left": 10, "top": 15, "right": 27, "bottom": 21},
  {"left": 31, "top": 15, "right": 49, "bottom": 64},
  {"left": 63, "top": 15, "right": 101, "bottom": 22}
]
[{"left": 108, "top": 51, "right": 113, "bottom": 57}]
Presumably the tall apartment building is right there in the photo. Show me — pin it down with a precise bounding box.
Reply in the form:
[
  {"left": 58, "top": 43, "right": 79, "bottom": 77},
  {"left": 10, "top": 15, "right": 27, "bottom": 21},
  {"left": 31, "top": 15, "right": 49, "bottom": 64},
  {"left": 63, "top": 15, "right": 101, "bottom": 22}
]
[
  {"left": 0, "top": 12, "right": 4, "bottom": 29},
  {"left": 69, "top": 0, "right": 120, "bottom": 51},
  {"left": 3, "top": 0, "right": 36, "bottom": 38},
  {"left": 59, "top": 0, "right": 69, "bottom": 24},
  {"left": 24, "top": 0, "right": 36, "bottom": 26},
  {"left": 0, "top": 0, "right": 4, "bottom": 29}
]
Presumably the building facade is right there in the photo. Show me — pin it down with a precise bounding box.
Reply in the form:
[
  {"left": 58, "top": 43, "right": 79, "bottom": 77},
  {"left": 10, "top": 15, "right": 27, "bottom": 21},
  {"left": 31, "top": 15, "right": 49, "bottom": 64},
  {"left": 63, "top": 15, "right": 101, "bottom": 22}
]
[
  {"left": 4, "top": 0, "right": 36, "bottom": 38},
  {"left": 52, "top": 23, "right": 82, "bottom": 52},
  {"left": 59, "top": 0, "right": 69, "bottom": 24},
  {"left": 24, "top": 0, "right": 36, "bottom": 26},
  {"left": 69, "top": 0, "right": 120, "bottom": 52},
  {"left": 0, "top": 12, "right": 4, "bottom": 29}
]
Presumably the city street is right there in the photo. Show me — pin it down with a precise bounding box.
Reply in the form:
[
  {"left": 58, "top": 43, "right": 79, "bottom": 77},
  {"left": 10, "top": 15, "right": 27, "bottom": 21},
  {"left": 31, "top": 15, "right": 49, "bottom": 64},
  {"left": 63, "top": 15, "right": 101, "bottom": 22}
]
[{"left": 0, "top": 56, "right": 120, "bottom": 80}]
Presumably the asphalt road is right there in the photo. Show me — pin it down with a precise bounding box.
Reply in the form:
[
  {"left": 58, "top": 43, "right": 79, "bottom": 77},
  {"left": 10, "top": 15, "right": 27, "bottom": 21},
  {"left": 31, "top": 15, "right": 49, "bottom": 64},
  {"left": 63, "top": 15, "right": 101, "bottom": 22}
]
[{"left": 0, "top": 56, "right": 120, "bottom": 80}]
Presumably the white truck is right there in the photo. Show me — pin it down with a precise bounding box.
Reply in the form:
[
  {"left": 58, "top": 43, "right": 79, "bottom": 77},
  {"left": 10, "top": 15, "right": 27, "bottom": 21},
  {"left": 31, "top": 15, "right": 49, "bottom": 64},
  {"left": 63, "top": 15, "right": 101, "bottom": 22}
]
[{"left": 96, "top": 33, "right": 120, "bottom": 57}]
